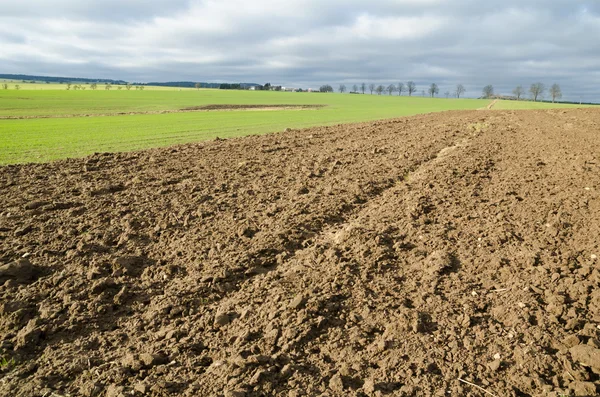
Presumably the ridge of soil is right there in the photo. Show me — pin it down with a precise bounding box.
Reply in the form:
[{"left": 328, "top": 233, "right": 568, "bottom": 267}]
[
  {"left": 0, "top": 104, "right": 325, "bottom": 120},
  {"left": 1, "top": 109, "right": 599, "bottom": 397}
]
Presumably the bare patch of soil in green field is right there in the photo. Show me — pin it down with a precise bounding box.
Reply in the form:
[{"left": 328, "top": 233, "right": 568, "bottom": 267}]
[
  {"left": 0, "top": 104, "right": 325, "bottom": 120},
  {"left": 1, "top": 109, "right": 600, "bottom": 397}
]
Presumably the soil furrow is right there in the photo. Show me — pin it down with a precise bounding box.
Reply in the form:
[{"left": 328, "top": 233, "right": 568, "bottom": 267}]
[{"left": 1, "top": 109, "right": 599, "bottom": 397}]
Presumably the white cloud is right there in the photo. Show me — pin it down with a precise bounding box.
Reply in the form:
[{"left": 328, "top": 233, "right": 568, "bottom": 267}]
[{"left": 0, "top": 0, "right": 599, "bottom": 101}]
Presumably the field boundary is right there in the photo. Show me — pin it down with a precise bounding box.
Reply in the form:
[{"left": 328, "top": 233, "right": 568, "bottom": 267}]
[{"left": 0, "top": 104, "right": 325, "bottom": 120}]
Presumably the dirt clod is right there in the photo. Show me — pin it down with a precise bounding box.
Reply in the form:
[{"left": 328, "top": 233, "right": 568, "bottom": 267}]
[
  {"left": 0, "top": 258, "right": 36, "bottom": 283},
  {"left": 569, "top": 345, "right": 600, "bottom": 371}
]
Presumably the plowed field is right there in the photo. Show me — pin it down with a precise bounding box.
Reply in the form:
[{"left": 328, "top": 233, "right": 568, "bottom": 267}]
[{"left": 1, "top": 109, "right": 599, "bottom": 397}]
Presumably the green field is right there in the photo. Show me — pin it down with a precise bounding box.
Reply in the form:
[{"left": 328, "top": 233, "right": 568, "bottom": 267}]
[{"left": 0, "top": 85, "right": 590, "bottom": 165}]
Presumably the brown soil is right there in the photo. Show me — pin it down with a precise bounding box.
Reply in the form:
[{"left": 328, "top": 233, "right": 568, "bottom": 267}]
[
  {"left": 1, "top": 109, "right": 599, "bottom": 397},
  {"left": 0, "top": 104, "right": 324, "bottom": 120}
]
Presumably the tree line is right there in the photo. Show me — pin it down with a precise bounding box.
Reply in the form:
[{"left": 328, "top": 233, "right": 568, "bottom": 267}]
[
  {"left": 482, "top": 83, "right": 562, "bottom": 102},
  {"left": 329, "top": 82, "right": 467, "bottom": 98},
  {"left": 327, "top": 81, "right": 565, "bottom": 103}
]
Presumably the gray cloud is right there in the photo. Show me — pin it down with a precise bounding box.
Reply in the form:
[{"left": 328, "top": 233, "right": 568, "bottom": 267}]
[{"left": 0, "top": 0, "right": 598, "bottom": 101}]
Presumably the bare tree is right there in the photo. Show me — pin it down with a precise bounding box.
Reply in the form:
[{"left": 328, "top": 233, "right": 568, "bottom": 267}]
[
  {"left": 482, "top": 85, "right": 494, "bottom": 99},
  {"left": 407, "top": 81, "right": 416, "bottom": 96},
  {"left": 455, "top": 84, "right": 466, "bottom": 99},
  {"left": 338, "top": 84, "right": 346, "bottom": 94},
  {"left": 421, "top": 90, "right": 426, "bottom": 97},
  {"left": 1, "top": 83, "right": 8, "bottom": 90},
  {"left": 368, "top": 83, "right": 375, "bottom": 95},
  {"left": 90, "top": 83, "right": 97, "bottom": 90},
  {"left": 118, "top": 86, "right": 123, "bottom": 90},
  {"left": 375, "top": 85, "right": 384, "bottom": 95},
  {"left": 14, "top": 84, "right": 20, "bottom": 90},
  {"left": 126, "top": 83, "right": 133, "bottom": 90},
  {"left": 66, "top": 83, "right": 72, "bottom": 90},
  {"left": 105, "top": 83, "right": 112, "bottom": 90},
  {"left": 529, "top": 82, "right": 545, "bottom": 101},
  {"left": 397, "top": 82, "right": 405, "bottom": 96},
  {"left": 387, "top": 84, "right": 396, "bottom": 95},
  {"left": 360, "top": 83, "right": 366, "bottom": 94},
  {"left": 195, "top": 83, "right": 201, "bottom": 90},
  {"left": 444, "top": 91, "right": 450, "bottom": 99},
  {"left": 428, "top": 83, "right": 439, "bottom": 97},
  {"left": 512, "top": 85, "right": 524, "bottom": 100},
  {"left": 352, "top": 84, "right": 358, "bottom": 93},
  {"left": 549, "top": 83, "right": 562, "bottom": 103}
]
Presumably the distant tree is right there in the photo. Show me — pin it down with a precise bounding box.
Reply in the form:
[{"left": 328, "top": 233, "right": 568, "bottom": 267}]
[
  {"left": 195, "top": 83, "right": 200, "bottom": 90},
  {"left": 482, "top": 85, "right": 494, "bottom": 99},
  {"left": 319, "top": 84, "right": 334, "bottom": 93},
  {"left": 455, "top": 84, "right": 466, "bottom": 98},
  {"left": 118, "top": 86, "right": 123, "bottom": 90},
  {"left": 90, "top": 83, "right": 97, "bottom": 90},
  {"left": 14, "top": 84, "right": 20, "bottom": 90},
  {"left": 445, "top": 91, "right": 450, "bottom": 99},
  {"left": 376, "top": 85, "right": 385, "bottom": 95},
  {"left": 422, "top": 90, "right": 426, "bottom": 97},
  {"left": 66, "top": 83, "right": 72, "bottom": 90},
  {"left": 126, "top": 83, "right": 132, "bottom": 90},
  {"left": 368, "top": 83, "right": 375, "bottom": 94},
  {"left": 428, "top": 83, "right": 439, "bottom": 97},
  {"left": 360, "top": 82, "right": 366, "bottom": 94},
  {"left": 397, "top": 82, "right": 405, "bottom": 96},
  {"left": 407, "top": 81, "right": 416, "bottom": 96},
  {"left": 105, "top": 83, "right": 112, "bottom": 90},
  {"left": 549, "top": 83, "right": 562, "bottom": 103},
  {"left": 264, "top": 83, "right": 271, "bottom": 91},
  {"left": 338, "top": 84, "right": 346, "bottom": 93},
  {"left": 352, "top": 84, "right": 358, "bottom": 93},
  {"left": 529, "top": 82, "right": 545, "bottom": 101},
  {"left": 2, "top": 83, "right": 8, "bottom": 90},
  {"left": 139, "top": 85, "right": 145, "bottom": 91},
  {"left": 387, "top": 84, "right": 396, "bottom": 95},
  {"left": 512, "top": 85, "right": 524, "bottom": 100}
]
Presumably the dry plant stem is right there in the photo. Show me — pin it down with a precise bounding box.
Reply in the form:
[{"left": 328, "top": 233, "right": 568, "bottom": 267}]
[{"left": 458, "top": 378, "right": 499, "bottom": 397}]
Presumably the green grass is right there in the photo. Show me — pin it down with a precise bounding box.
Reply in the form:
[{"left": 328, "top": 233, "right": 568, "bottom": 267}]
[
  {"left": 0, "top": 88, "right": 590, "bottom": 165},
  {"left": 494, "top": 99, "right": 592, "bottom": 110}
]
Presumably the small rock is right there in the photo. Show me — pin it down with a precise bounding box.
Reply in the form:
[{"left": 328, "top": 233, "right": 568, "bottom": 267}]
[
  {"left": 591, "top": 254, "right": 597, "bottom": 260},
  {"left": 122, "top": 353, "right": 143, "bottom": 372},
  {"left": 289, "top": 294, "right": 306, "bottom": 310},
  {"left": 224, "top": 390, "right": 246, "bottom": 397},
  {"left": 134, "top": 383, "right": 148, "bottom": 394},
  {"left": 488, "top": 359, "right": 501, "bottom": 371},
  {"left": 214, "top": 313, "right": 231, "bottom": 327},
  {"left": 563, "top": 335, "right": 581, "bottom": 348},
  {"left": 569, "top": 345, "right": 600, "bottom": 371},
  {"left": 281, "top": 364, "right": 293, "bottom": 377},
  {"left": 570, "top": 381, "right": 597, "bottom": 396},
  {"left": 363, "top": 379, "right": 376, "bottom": 394},
  {"left": 329, "top": 373, "right": 344, "bottom": 392},
  {"left": 16, "top": 318, "right": 42, "bottom": 349},
  {"left": 139, "top": 352, "right": 167, "bottom": 368},
  {"left": 105, "top": 384, "right": 124, "bottom": 397},
  {"left": 0, "top": 258, "right": 36, "bottom": 283}
]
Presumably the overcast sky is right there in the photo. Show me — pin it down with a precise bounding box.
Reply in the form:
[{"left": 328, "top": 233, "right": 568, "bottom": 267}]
[{"left": 1, "top": 0, "right": 599, "bottom": 101}]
